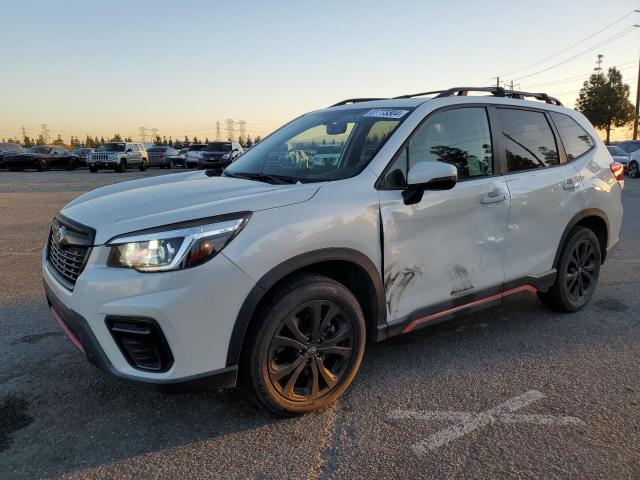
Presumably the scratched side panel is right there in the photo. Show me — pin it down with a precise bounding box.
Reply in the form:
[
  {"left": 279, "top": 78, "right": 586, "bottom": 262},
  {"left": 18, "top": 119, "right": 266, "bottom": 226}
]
[{"left": 379, "top": 178, "right": 510, "bottom": 323}]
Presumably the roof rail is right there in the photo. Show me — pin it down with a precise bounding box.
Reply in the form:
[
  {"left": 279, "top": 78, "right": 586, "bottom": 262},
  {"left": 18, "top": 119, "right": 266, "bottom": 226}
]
[
  {"left": 330, "top": 98, "right": 388, "bottom": 107},
  {"left": 331, "top": 87, "right": 563, "bottom": 108}
]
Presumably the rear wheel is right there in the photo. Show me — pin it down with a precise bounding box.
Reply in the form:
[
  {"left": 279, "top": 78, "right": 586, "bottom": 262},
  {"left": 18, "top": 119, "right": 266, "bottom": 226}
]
[
  {"left": 538, "top": 227, "right": 601, "bottom": 312},
  {"left": 243, "top": 275, "right": 366, "bottom": 416},
  {"left": 628, "top": 161, "right": 639, "bottom": 178},
  {"left": 139, "top": 159, "right": 147, "bottom": 171}
]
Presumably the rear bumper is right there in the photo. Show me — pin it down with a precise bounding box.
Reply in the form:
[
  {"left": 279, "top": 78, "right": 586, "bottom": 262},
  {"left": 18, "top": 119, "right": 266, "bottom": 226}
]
[{"left": 44, "top": 280, "right": 239, "bottom": 393}]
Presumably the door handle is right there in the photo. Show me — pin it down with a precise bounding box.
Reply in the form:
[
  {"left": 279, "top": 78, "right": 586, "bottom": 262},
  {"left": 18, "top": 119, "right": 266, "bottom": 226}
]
[
  {"left": 481, "top": 191, "right": 507, "bottom": 204},
  {"left": 563, "top": 178, "right": 581, "bottom": 190}
]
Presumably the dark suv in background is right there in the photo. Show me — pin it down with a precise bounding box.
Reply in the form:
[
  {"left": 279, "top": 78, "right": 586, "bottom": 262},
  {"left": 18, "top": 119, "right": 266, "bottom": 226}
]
[{"left": 198, "top": 141, "right": 243, "bottom": 171}]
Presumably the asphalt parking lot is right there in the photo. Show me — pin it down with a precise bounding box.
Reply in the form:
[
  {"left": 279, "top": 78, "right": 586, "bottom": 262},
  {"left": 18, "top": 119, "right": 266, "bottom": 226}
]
[{"left": 1, "top": 170, "right": 638, "bottom": 479}]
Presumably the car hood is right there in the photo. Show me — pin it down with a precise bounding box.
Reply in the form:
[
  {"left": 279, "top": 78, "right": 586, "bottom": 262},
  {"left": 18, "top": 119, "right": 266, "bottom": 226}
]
[
  {"left": 612, "top": 155, "right": 629, "bottom": 163},
  {"left": 61, "top": 171, "right": 322, "bottom": 244}
]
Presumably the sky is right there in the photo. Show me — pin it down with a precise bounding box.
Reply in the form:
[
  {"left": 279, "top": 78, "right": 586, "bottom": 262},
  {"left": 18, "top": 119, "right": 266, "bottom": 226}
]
[{"left": 0, "top": 0, "right": 638, "bottom": 143}]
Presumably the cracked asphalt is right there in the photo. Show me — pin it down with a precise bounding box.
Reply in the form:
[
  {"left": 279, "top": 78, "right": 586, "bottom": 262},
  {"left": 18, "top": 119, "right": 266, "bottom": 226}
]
[{"left": 1, "top": 170, "right": 638, "bottom": 479}]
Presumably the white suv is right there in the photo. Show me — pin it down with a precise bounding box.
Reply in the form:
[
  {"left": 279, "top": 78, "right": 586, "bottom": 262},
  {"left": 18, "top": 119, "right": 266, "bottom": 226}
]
[
  {"left": 87, "top": 142, "right": 148, "bottom": 172},
  {"left": 43, "top": 87, "right": 624, "bottom": 415}
]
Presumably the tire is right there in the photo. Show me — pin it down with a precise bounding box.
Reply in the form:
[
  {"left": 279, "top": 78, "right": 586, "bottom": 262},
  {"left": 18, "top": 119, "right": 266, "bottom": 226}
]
[
  {"left": 67, "top": 159, "right": 78, "bottom": 171},
  {"left": 538, "top": 227, "right": 601, "bottom": 312},
  {"left": 139, "top": 160, "right": 147, "bottom": 171},
  {"left": 242, "top": 275, "right": 366, "bottom": 416},
  {"left": 89, "top": 166, "right": 98, "bottom": 173},
  {"left": 36, "top": 158, "right": 48, "bottom": 172},
  {"left": 116, "top": 159, "right": 127, "bottom": 173},
  {"left": 628, "top": 161, "right": 639, "bottom": 178},
  {"left": 168, "top": 160, "right": 175, "bottom": 169}
]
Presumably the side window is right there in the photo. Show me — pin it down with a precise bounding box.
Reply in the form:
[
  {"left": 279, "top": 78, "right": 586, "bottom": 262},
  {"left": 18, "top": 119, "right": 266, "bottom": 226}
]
[
  {"left": 382, "top": 108, "right": 493, "bottom": 187},
  {"left": 550, "top": 112, "right": 593, "bottom": 160},
  {"left": 496, "top": 108, "right": 559, "bottom": 172}
]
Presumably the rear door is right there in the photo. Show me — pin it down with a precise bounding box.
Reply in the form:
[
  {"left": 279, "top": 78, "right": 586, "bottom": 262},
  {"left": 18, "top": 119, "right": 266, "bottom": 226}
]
[
  {"left": 495, "top": 107, "right": 584, "bottom": 282},
  {"left": 378, "top": 106, "right": 510, "bottom": 327}
]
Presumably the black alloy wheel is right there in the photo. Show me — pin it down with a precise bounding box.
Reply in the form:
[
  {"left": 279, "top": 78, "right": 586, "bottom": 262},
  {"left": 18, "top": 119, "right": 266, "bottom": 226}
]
[
  {"left": 564, "top": 238, "right": 597, "bottom": 303},
  {"left": 244, "top": 275, "right": 366, "bottom": 415},
  {"left": 628, "top": 161, "right": 639, "bottom": 178},
  {"left": 268, "top": 300, "right": 355, "bottom": 402},
  {"left": 538, "top": 227, "right": 601, "bottom": 312},
  {"left": 36, "top": 158, "right": 48, "bottom": 172}
]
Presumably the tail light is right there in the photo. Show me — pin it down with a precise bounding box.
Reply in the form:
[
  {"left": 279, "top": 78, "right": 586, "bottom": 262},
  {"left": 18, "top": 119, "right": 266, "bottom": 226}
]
[
  {"left": 610, "top": 162, "right": 624, "bottom": 183},
  {"left": 159, "top": 153, "right": 165, "bottom": 158}
]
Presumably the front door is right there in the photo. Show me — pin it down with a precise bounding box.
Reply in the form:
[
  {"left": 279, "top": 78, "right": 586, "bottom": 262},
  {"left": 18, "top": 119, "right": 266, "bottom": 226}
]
[{"left": 377, "top": 106, "right": 510, "bottom": 329}]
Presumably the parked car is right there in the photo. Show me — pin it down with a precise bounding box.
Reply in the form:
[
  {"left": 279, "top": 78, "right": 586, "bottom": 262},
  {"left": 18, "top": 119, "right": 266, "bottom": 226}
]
[
  {"left": 4, "top": 146, "right": 78, "bottom": 171},
  {"left": 606, "top": 146, "right": 635, "bottom": 177},
  {"left": 312, "top": 144, "right": 342, "bottom": 166},
  {"left": 197, "top": 141, "right": 243, "bottom": 171},
  {"left": 0, "top": 142, "right": 22, "bottom": 168},
  {"left": 147, "top": 146, "right": 185, "bottom": 168},
  {"left": 627, "top": 149, "right": 640, "bottom": 179},
  {"left": 71, "top": 147, "right": 94, "bottom": 166},
  {"left": 617, "top": 140, "right": 640, "bottom": 155},
  {"left": 43, "top": 87, "right": 623, "bottom": 415},
  {"left": 86, "top": 142, "right": 148, "bottom": 172},
  {"left": 185, "top": 144, "right": 208, "bottom": 168}
]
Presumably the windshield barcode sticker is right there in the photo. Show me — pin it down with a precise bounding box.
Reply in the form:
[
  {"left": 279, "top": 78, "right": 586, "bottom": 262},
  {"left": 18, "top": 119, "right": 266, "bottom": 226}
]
[{"left": 363, "top": 109, "right": 409, "bottom": 119}]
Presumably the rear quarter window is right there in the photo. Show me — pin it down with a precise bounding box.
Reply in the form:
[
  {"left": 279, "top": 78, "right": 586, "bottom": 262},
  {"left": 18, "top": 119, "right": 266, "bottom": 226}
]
[{"left": 550, "top": 112, "right": 594, "bottom": 160}]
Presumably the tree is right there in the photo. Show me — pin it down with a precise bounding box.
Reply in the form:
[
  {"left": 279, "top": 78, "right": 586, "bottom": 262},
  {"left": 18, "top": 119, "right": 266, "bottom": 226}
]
[
  {"left": 52, "top": 134, "right": 65, "bottom": 146},
  {"left": 23, "top": 136, "right": 34, "bottom": 147},
  {"left": 246, "top": 137, "right": 253, "bottom": 148},
  {"left": 576, "top": 67, "right": 636, "bottom": 144},
  {"left": 111, "top": 133, "right": 123, "bottom": 142},
  {"left": 36, "top": 134, "right": 46, "bottom": 145}
]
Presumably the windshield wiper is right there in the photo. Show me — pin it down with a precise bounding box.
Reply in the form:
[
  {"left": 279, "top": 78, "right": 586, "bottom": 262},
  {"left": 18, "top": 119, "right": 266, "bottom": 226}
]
[{"left": 222, "top": 171, "right": 298, "bottom": 185}]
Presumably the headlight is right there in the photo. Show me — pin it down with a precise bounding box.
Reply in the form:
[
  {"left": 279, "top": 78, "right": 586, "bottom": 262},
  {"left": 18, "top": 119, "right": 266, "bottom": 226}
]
[
  {"left": 106, "top": 212, "right": 251, "bottom": 272},
  {"left": 222, "top": 153, "right": 231, "bottom": 160},
  {"left": 109, "top": 154, "right": 118, "bottom": 160}
]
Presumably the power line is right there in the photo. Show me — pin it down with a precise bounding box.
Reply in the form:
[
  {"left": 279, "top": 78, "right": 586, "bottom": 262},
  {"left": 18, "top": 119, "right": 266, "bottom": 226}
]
[
  {"left": 513, "top": 25, "right": 639, "bottom": 81},
  {"left": 501, "top": 10, "right": 639, "bottom": 77}
]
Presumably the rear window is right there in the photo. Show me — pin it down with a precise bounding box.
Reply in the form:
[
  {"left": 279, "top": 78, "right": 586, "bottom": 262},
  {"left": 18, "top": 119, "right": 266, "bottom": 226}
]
[
  {"left": 550, "top": 112, "right": 593, "bottom": 161},
  {"left": 496, "top": 108, "right": 559, "bottom": 172}
]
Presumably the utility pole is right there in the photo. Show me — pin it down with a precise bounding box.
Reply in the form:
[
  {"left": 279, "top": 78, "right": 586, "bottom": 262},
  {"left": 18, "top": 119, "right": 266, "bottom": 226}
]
[
  {"left": 495, "top": 76, "right": 500, "bottom": 88},
  {"left": 41, "top": 124, "right": 50, "bottom": 143},
  {"left": 138, "top": 126, "right": 148, "bottom": 143},
  {"left": 21, "top": 126, "right": 27, "bottom": 141},
  {"left": 226, "top": 118, "right": 234, "bottom": 141},
  {"left": 150, "top": 128, "right": 159, "bottom": 144},
  {"left": 506, "top": 80, "right": 520, "bottom": 91},
  {"left": 215, "top": 121, "right": 221, "bottom": 141},
  {"left": 238, "top": 120, "right": 246, "bottom": 143},
  {"left": 634, "top": 51, "right": 640, "bottom": 140}
]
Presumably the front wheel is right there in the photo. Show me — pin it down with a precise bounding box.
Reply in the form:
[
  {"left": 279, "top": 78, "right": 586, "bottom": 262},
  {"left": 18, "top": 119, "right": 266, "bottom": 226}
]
[
  {"left": 538, "top": 227, "right": 601, "bottom": 312},
  {"left": 628, "top": 161, "right": 639, "bottom": 178},
  {"left": 243, "top": 275, "right": 366, "bottom": 416},
  {"left": 36, "top": 158, "right": 48, "bottom": 172},
  {"left": 115, "top": 159, "right": 127, "bottom": 173}
]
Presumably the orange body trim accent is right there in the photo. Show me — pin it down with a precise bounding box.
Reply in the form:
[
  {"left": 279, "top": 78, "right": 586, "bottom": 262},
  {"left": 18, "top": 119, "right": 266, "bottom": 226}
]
[{"left": 402, "top": 285, "right": 537, "bottom": 333}]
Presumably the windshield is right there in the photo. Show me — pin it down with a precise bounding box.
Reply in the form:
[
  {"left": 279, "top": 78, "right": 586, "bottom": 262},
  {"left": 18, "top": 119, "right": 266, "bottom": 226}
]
[
  {"left": 206, "top": 142, "right": 232, "bottom": 152},
  {"left": 26, "top": 146, "right": 51, "bottom": 154},
  {"left": 188, "top": 144, "right": 207, "bottom": 151},
  {"left": 607, "top": 146, "right": 626, "bottom": 156},
  {"left": 148, "top": 147, "right": 166, "bottom": 153},
  {"left": 96, "top": 143, "right": 125, "bottom": 152},
  {"left": 226, "top": 107, "right": 411, "bottom": 182}
]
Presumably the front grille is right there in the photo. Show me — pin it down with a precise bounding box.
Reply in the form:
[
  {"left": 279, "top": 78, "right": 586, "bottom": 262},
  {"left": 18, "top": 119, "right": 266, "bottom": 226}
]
[
  {"left": 46, "top": 216, "right": 95, "bottom": 289},
  {"left": 91, "top": 153, "right": 110, "bottom": 161},
  {"left": 47, "top": 239, "right": 90, "bottom": 286},
  {"left": 203, "top": 153, "right": 224, "bottom": 161}
]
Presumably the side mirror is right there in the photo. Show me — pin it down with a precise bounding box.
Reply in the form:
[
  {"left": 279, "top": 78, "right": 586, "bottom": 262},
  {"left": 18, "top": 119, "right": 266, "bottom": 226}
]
[
  {"left": 402, "top": 162, "right": 457, "bottom": 205},
  {"left": 126, "top": 148, "right": 133, "bottom": 153}
]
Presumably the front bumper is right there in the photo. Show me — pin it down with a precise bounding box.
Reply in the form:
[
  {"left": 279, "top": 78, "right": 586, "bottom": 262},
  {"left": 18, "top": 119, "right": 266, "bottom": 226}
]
[
  {"left": 42, "top": 244, "right": 256, "bottom": 392},
  {"left": 88, "top": 160, "right": 118, "bottom": 169}
]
